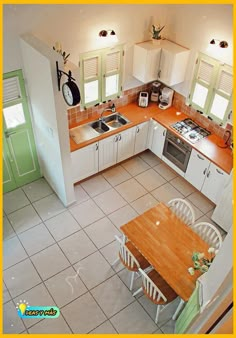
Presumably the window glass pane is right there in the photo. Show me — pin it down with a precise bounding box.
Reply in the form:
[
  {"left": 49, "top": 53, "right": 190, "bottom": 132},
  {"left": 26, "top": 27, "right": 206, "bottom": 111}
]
[
  {"left": 84, "top": 80, "right": 98, "bottom": 104},
  {"left": 105, "top": 74, "right": 119, "bottom": 97},
  {"left": 192, "top": 83, "right": 208, "bottom": 108},
  {"left": 210, "top": 94, "right": 229, "bottom": 120},
  {"left": 3, "top": 103, "right": 26, "bottom": 128}
]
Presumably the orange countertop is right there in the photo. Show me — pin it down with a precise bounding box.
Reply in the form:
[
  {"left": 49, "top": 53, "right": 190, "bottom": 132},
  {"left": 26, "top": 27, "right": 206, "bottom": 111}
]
[{"left": 70, "top": 102, "right": 233, "bottom": 174}]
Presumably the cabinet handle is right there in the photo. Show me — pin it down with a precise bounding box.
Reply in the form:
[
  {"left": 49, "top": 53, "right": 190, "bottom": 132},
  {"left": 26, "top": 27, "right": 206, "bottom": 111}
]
[
  {"left": 163, "top": 130, "right": 166, "bottom": 136},
  {"left": 95, "top": 143, "right": 98, "bottom": 151},
  {"left": 207, "top": 170, "right": 210, "bottom": 178},
  {"left": 158, "top": 69, "right": 161, "bottom": 78},
  {"left": 118, "top": 134, "right": 122, "bottom": 141},
  {"left": 114, "top": 135, "right": 118, "bottom": 142},
  {"left": 203, "top": 168, "right": 207, "bottom": 175},
  {"left": 136, "top": 126, "right": 140, "bottom": 133},
  {"left": 197, "top": 154, "right": 204, "bottom": 160},
  {"left": 216, "top": 168, "right": 224, "bottom": 175}
]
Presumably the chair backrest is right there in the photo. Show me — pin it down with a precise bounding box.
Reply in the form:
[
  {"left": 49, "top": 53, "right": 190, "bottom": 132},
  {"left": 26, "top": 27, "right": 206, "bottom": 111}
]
[
  {"left": 139, "top": 268, "right": 167, "bottom": 303},
  {"left": 190, "top": 222, "right": 223, "bottom": 250},
  {"left": 114, "top": 235, "right": 140, "bottom": 270},
  {"left": 168, "top": 198, "right": 195, "bottom": 226}
]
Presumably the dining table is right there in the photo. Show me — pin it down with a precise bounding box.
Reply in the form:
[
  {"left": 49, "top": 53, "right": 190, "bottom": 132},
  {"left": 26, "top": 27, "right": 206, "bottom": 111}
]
[{"left": 120, "top": 202, "right": 210, "bottom": 319}]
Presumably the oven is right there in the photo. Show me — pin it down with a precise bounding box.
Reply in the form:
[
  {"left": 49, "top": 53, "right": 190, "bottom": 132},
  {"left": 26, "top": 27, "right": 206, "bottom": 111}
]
[{"left": 163, "top": 130, "right": 192, "bottom": 172}]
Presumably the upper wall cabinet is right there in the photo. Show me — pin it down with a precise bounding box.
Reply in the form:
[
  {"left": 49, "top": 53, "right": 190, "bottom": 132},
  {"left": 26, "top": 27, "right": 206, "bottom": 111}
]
[{"left": 133, "top": 40, "right": 190, "bottom": 86}]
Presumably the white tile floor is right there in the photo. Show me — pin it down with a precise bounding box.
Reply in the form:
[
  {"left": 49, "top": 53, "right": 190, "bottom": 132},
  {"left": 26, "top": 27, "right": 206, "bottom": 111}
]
[{"left": 3, "top": 150, "right": 226, "bottom": 334}]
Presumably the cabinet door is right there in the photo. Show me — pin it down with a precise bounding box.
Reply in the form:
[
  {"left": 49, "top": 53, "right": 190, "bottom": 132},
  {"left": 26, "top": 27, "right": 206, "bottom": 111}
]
[
  {"left": 134, "top": 121, "right": 149, "bottom": 155},
  {"left": 185, "top": 149, "right": 210, "bottom": 190},
  {"left": 201, "top": 163, "right": 228, "bottom": 204},
  {"left": 150, "top": 121, "right": 166, "bottom": 158},
  {"left": 117, "top": 127, "right": 135, "bottom": 163},
  {"left": 158, "top": 40, "right": 190, "bottom": 86},
  {"left": 99, "top": 134, "right": 118, "bottom": 171},
  {"left": 133, "top": 42, "right": 161, "bottom": 83},
  {"left": 71, "top": 143, "right": 99, "bottom": 183}
]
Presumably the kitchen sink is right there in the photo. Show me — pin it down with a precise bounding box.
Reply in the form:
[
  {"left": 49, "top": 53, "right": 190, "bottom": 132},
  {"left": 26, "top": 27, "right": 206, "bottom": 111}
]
[
  {"left": 90, "top": 120, "right": 110, "bottom": 134},
  {"left": 70, "top": 112, "right": 130, "bottom": 144},
  {"left": 103, "top": 113, "right": 130, "bottom": 129}
]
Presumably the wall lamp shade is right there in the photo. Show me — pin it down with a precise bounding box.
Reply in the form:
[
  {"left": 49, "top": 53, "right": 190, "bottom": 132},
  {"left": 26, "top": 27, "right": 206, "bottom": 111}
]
[
  {"left": 99, "top": 29, "right": 118, "bottom": 42},
  {"left": 210, "top": 39, "right": 228, "bottom": 48}
]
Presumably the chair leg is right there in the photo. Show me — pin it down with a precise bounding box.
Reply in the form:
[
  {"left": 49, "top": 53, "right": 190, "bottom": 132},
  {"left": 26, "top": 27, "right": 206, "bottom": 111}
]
[
  {"left": 132, "top": 287, "right": 142, "bottom": 297},
  {"left": 155, "top": 305, "right": 161, "bottom": 324},
  {"left": 130, "top": 271, "right": 135, "bottom": 290},
  {"left": 111, "top": 257, "right": 120, "bottom": 266},
  {"left": 172, "top": 299, "right": 185, "bottom": 320}
]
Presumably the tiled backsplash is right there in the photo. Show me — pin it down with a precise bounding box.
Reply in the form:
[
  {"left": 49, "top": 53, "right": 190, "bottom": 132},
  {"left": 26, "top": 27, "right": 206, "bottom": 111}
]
[{"left": 67, "top": 83, "right": 232, "bottom": 144}]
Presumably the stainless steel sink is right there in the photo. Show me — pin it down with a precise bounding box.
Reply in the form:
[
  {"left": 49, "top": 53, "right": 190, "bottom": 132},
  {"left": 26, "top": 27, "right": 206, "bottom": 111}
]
[
  {"left": 103, "top": 113, "right": 130, "bottom": 129},
  {"left": 90, "top": 120, "right": 110, "bottom": 134},
  {"left": 70, "top": 112, "right": 131, "bottom": 144}
]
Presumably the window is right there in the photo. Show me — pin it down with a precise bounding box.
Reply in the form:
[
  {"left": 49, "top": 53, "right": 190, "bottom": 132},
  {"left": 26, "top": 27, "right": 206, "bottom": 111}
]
[
  {"left": 188, "top": 53, "right": 232, "bottom": 125},
  {"left": 3, "top": 70, "right": 30, "bottom": 130},
  {"left": 79, "top": 45, "right": 124, "bottom": 108}
]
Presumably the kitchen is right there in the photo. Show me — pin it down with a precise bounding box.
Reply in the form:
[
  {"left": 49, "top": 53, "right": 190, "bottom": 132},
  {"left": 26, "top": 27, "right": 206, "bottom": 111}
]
[{"left": 3, "top": 3, "right": 233, "bottom": 334}]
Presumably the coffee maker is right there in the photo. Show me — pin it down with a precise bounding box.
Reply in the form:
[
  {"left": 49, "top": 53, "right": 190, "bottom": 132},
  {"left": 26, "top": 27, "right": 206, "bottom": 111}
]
[
  {"left": 150, "top": 82, "right": 161, "bottom": 102},
  {"left": 158, "top": 87, "right": 174, "bottom": 110}
]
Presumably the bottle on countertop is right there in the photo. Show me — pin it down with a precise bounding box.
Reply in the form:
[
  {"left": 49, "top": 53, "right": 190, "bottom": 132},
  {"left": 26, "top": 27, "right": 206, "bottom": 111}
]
[{"left": 111, "top": 103, "right": 116, "bottom": 113}]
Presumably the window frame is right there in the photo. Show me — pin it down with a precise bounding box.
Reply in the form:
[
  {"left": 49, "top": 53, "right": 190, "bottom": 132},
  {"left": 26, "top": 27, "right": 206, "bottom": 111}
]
[
  {"left": 188, "top": 53, "right": 232, "bottom": 126},
  {"left": 79, "top": 45, "right": 124, "bottom": 109}
]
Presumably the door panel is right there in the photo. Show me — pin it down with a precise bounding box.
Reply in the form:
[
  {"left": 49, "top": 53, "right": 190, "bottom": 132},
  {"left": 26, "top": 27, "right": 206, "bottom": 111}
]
[
  {"left": 3, "top": 69, "right": 41, "bottom": 192},
  {"left": 3, "top": 139, "right": 17, "bottom": 193}
]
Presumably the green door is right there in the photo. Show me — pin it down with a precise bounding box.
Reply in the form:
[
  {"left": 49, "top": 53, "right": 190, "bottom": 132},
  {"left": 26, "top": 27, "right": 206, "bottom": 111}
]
[{"left": 3, "top": 69, "right": 41, "bottom": 193}]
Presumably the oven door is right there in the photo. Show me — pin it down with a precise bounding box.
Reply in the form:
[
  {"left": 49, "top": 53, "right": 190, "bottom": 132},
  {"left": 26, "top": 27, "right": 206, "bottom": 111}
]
[{"left": 163, "top": 137, "right": 191, "bottom": 172}]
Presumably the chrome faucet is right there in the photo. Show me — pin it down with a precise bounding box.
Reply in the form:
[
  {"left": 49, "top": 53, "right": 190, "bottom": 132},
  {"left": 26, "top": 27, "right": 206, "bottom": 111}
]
[{"left": 99, "top": 104, "right": 115, "bottom": 121}]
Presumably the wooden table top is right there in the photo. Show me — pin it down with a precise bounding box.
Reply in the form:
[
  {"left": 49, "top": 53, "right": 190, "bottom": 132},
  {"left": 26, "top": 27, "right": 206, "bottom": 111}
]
[{"left": 120, "top": 202, "right": 210, "bottom": 301}]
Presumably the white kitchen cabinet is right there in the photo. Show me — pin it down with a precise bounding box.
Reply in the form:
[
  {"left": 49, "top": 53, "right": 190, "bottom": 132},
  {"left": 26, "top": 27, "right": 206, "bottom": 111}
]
[
  {"left": 117, "top": 127, "right": 136, "bottom": 163},
  {"left": 99, "top": 134, "right": 118, "bottom": 171},
  {"left": 71, "top": 142, "right": 99, "bottom": 183},
  {"left": 134, "top": 121, "right": 149, "bottom": 155},
  {"left": 201, "top": 162, "right": 228, "bottom": 204},
  {"left": 185, "top": 148, "right": 229, "bottom": 204},
  {"left": 133, "top": 40, "right": 190, "bottom": 86},
  {"left": 150, "top": 120, "right": 166, "bottom": 158},
  {"left": 185, "top": 149, "right": 210, "bottom": 190},
  {"left": 133, "top": 42, "right": 161, "bottom": 83},
  {"left": 158, "top": 40, "right": 190, "bottom": 86}
]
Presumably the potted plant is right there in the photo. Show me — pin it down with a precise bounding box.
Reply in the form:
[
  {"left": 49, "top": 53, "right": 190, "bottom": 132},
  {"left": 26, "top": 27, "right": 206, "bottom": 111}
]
[{"left": 151, "top": 24, "right": 165, "bottom": 44}]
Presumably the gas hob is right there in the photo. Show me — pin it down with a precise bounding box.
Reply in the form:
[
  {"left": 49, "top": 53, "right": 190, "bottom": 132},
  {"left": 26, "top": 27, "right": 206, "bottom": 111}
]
[{"left": 171, "top": 118, "right": 211, "bottom": 143}]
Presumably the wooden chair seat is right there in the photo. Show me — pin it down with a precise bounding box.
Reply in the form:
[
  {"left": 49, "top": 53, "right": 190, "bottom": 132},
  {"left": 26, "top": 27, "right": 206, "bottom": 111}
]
[
  {"left": 143, "top": 269, "right": 178, "bottom": 305},
  {"left": 119, "top": 241, "right": 150, "bottom": 272}
]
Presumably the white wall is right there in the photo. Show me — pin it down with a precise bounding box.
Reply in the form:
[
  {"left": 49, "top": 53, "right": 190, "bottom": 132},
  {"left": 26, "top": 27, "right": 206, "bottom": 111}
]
[
  {"left": 4, "top": 4, "right": 232, "bottom": 96},
  {"left": 20, "top": 34, "right": 75, "bottom": 206}
]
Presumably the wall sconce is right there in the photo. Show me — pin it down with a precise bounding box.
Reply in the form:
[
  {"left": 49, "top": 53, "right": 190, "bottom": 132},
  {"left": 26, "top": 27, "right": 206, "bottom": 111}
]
[
  {"left": 210, "top": 39, "right": 228, "bottom": 48},
  {"left": 99, "top": 29, "right": 118, "bottom": 42}
]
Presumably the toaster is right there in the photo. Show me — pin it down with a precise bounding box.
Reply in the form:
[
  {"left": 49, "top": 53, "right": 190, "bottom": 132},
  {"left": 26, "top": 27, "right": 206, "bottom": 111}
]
[{"left": 138, "top": 92, "right": 149, "bottom": 107}]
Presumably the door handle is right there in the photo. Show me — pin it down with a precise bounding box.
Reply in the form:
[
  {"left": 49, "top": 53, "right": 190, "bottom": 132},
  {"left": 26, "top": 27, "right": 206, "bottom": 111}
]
[
  {"left": 5, "top": 131, "right": 16, "bottom": 138},
  {"left": 136, "top": 126, "right": 140, "bottom": 133},
  {"left": 203, "top": 168, "right": 207, "bottom": 175},
  {"left": 216, "top": 168, "right": 224, "bottom": 175},
  {"left": 95, "top": 143, "right": 98, "bottom": 151},
  {"left": 207, "top": 170, "right": 211, "bottom": 178},
  {"left": 197, "top": 154, "right": 204, "bottom": 160},
  {"left": 114, "top": 135, "right": 118, "bottom": 142},
  {"left": 118, "top": 134, "right": 122, "bottom": 141}
]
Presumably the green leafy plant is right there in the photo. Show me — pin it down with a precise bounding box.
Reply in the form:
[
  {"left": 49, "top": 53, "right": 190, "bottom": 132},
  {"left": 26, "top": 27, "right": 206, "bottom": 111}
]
[
  {"left": 151, "top": 24, "right": 165, "bottom": 40},
  {"left": 53, "top": 42, "right": 70, "bottom": 64},
  {"left": 188, "top": 247, "right": 217, "bottom": 275}
]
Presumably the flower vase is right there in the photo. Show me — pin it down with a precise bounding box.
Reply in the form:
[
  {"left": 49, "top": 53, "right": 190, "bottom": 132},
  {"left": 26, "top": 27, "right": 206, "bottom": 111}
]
[{"left": 152, "top": 38, "right": 161, "bottom": 45}]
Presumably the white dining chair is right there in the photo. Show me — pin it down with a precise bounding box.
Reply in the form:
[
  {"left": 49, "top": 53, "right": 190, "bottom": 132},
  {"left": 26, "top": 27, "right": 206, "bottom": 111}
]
[
  {"left": 190, "top": 222, "right": 223, "bottom": 250},
  {"left": 168, "top": 198, "right": 195, "bottom": 226},
  {"left": 133, "top": 268, "right": 178, "bottom": 324},
  {"left": 113, "top": 235, "right": 150, "bottom": 291}
]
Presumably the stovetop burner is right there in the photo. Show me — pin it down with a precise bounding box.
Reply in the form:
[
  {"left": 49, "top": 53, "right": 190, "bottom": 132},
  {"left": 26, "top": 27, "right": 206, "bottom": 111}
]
[{"left": 171, "top": 118, "right": 211, "bottom": 143}]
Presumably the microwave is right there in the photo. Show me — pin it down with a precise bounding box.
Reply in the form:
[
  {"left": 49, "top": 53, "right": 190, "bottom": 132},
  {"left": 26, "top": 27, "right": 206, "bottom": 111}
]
[{"left": 138, "top": 92, "right": 149, "bottom": 107}]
